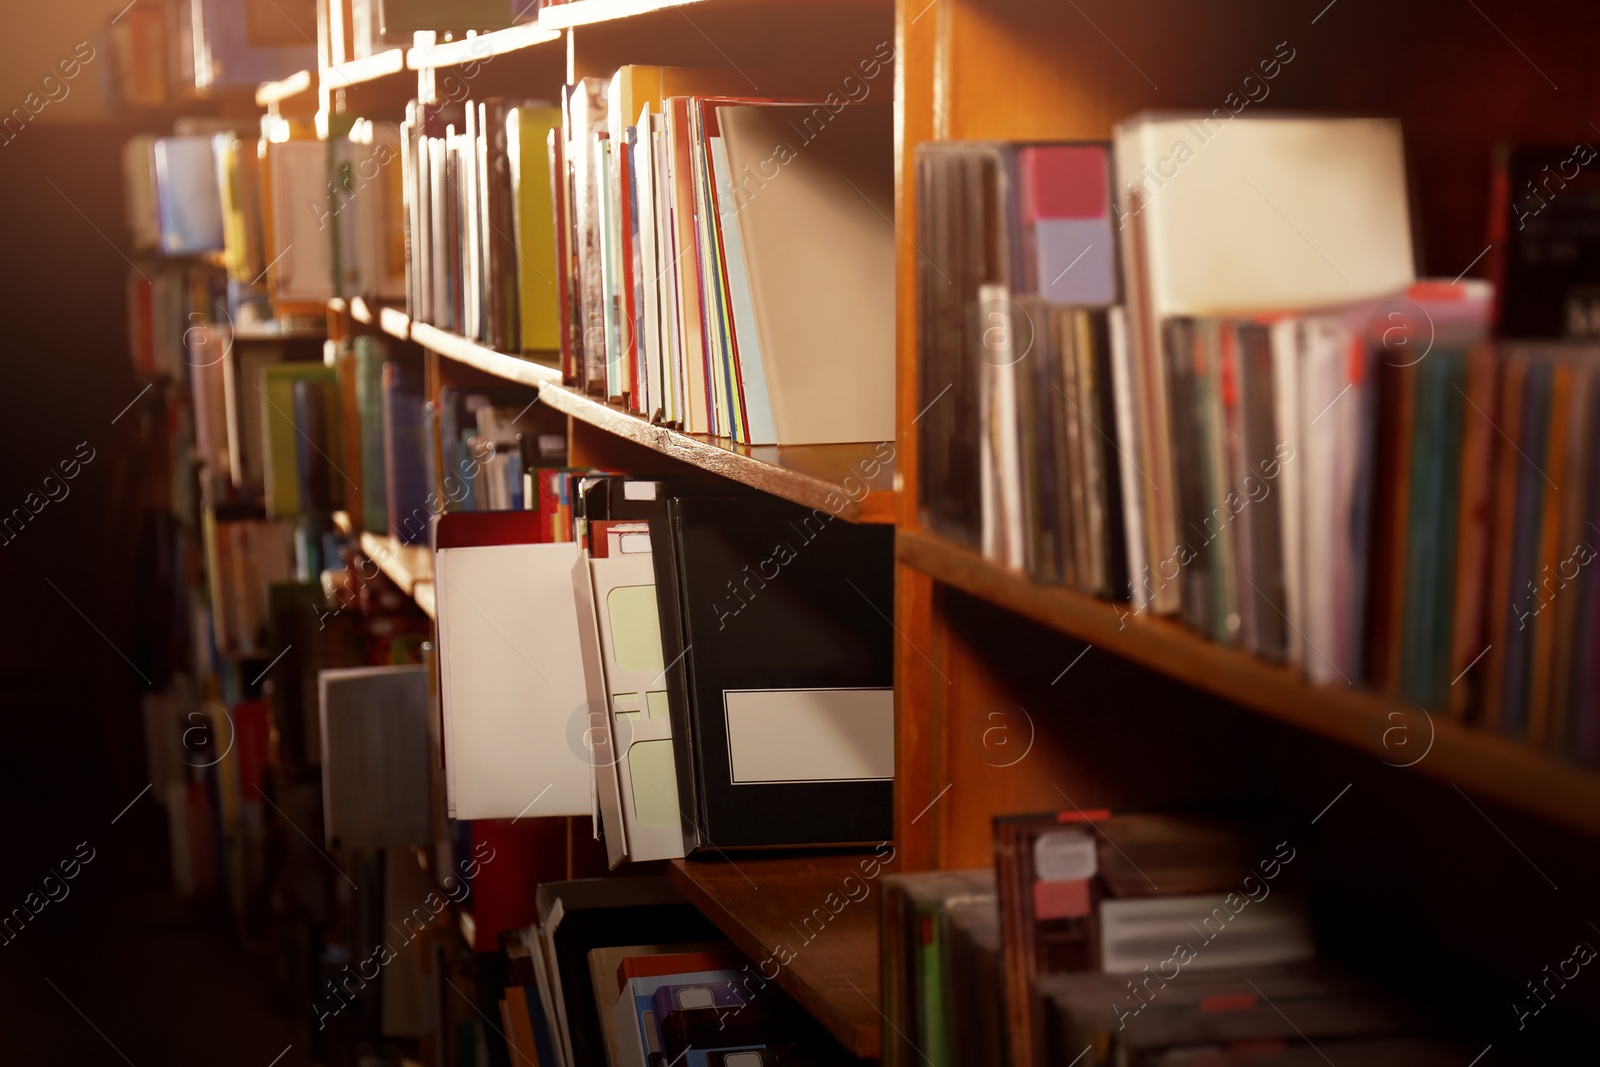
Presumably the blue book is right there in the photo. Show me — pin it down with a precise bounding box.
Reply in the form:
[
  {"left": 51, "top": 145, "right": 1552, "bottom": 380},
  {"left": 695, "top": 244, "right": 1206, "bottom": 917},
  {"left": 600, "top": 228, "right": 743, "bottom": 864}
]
[
  {"left": 153, "top": 137, "right": 224, "bottom": 255},
  {"left": 383, "top": 361, "right": 431, "bottom": 545},
  {"left": 1502, "top": 360, "right": 1553, "bottom": 735}
]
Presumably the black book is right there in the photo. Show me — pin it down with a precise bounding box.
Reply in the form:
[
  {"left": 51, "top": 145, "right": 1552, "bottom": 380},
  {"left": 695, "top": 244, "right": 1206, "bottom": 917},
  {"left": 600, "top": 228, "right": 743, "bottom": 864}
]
[
  {"left": 1235, "top": 321, "right": 1288, "bottom": 660},
  {"left": 1162, "top": 316, "right": 1211, "bottom": 635},
  {"left": 1491, "top": 142, "right": 1600, "bottom": 339},
  {"left": 652, "top": 494, "right": 894, "bottom": 852}
]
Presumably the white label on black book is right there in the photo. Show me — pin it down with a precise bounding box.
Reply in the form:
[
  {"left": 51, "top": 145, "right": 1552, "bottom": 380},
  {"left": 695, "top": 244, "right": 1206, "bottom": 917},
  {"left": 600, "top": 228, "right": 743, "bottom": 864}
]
[{"left": 723, "top": 687, "right": 893, "bottom": 784}]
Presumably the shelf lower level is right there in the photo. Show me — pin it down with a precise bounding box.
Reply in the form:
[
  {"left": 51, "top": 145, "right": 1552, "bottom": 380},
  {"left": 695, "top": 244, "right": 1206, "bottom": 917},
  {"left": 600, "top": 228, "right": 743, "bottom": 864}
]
[
  {"left": 336, "top": 299, "right": 898, "bottom": 522},
  {"left": 898, "top": 526, "right": 1600, "bottom": 840},
  {"left": 665, "top": 854, "right": 887, "bottom": 1059}
]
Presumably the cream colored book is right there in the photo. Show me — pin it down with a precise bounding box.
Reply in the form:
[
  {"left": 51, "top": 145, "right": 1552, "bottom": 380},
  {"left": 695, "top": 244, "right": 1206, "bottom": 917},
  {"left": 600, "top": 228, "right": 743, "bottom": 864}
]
[{"left": 719, "top": 102, "right": 895, "bottom": 445}]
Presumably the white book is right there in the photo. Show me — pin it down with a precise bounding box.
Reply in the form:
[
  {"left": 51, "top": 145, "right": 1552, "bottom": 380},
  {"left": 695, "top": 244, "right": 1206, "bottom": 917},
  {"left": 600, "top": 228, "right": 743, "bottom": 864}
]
[
  {"left": 1299, "top": 317, "right": 1350, "bottom": 685},
  {"left": 433, "top": 534, "right": 595, "bottom": 820},
  {"left": 265, "top": 141, "right": 335, "bottom": 304},
  {"left": 1112, "top": 113, "right": 1414, "bottom": 315},
  {"left": 1270, "top": 317, "right": 1305, "bottom": 669},
  {"left": 1107, "top": 308, "right": 1150, "bottom": 611},
  {"left": 1099, "top": 893, "right": 1315, "bottom": 974},
  {"left": 719, "top": 102, "right": 895, "bottom": 444}
]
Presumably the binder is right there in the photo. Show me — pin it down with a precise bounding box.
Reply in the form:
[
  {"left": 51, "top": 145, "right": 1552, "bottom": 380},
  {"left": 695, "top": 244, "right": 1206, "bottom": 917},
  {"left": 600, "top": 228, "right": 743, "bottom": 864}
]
[{"left": 652, "top": 494, "right": 894, "bottom": 851}]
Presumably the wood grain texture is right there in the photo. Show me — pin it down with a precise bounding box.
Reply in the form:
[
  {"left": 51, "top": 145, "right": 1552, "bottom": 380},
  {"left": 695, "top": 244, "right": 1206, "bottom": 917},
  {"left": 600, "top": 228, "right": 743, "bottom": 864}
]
[
  {"left": 899, "top": 526, "right": 1600, "bottom": 842},
  {"left": 666, "top": 853, "right": 895, "bottom": 1059}
]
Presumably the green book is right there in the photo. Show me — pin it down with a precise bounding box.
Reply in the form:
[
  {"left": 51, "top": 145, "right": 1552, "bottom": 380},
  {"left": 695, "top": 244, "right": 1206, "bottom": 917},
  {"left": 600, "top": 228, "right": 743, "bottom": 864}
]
[
  {"left": 260, "top": 362, "right": 337, "bottom": 519},
  {"left": 354, "top": 336, "right": 390, "bottom": 535}
]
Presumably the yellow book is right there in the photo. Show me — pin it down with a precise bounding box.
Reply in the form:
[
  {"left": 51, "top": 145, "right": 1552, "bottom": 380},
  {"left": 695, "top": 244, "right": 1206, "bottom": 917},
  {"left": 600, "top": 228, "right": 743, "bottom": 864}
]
[{"left": 507, "top": 105, "right": 564, "bottom": 353}]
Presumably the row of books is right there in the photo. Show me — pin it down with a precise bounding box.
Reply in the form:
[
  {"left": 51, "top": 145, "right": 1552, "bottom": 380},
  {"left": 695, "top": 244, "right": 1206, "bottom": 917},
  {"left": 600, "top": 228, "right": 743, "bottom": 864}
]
[
  {"left": 881, "top": 812, "right": 1485, "bottom": 1067},
  {"left": 549, "top": 68, "right": 896, "bottom": 444},
  {"left": 431, "top": 476, "right": 893, "bottom": 864},
  {"left": 914, "top": 114, "right": 1600, "bottom": 759},
  {"left": 504, "top": 877, "right": 848, "bottom": 1066},
  {"left": 100, "top": 0, "right": 315, "bottom": 106},
  {"left": 391, "top": 66, "right": 898, "bottom": 446},
  {"left": 401, "top": 98, "right": 559, "bottom": 354}
]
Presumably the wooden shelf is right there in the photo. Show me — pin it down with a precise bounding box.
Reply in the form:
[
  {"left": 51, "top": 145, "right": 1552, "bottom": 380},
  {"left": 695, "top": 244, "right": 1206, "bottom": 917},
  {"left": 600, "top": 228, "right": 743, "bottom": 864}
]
[
  {"left": 322, "top": 49, "right": 408, "bottom": 92},
  {"left": 536, "top": 0, "right": 710, "bottom": 29},
  {"left": 898, "top": 526, "right": 1600, "bottom": 840},
  {"left": 396, "top": 317, "right": 891, "bottom": 520},
  {"left": 358, "top": 531, "right": 435, "bottom": 619},
  {"left": 255, "top": 69, "right": 313, "bottom": 109},
  {"left": 665, "top": 855, "right": 885, "bottom": 1059},
  {"left": 409, "top": 321, "right": 562, "bottom": 387},
  {"left": 537, "top": 382, "right": 895, "bottom": 522},
  {"left": 407, "top": 24, "right": 562, "bottom": 68},
  {"left": 349, "top": 296, "right": 377, "bottom": 326}
]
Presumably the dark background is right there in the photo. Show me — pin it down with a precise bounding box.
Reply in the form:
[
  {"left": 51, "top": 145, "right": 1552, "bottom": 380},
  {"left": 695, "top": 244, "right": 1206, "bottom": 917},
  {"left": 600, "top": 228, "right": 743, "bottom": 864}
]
[{"left": 0, "top": 121, "right": 310, "bottom": 1065}]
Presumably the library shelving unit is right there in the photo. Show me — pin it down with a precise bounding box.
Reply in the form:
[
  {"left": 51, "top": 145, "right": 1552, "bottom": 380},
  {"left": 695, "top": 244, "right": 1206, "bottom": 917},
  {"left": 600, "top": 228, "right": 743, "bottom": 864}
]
[{"left": 292, "top": 0, "right": 1600, "bottom": 1057}]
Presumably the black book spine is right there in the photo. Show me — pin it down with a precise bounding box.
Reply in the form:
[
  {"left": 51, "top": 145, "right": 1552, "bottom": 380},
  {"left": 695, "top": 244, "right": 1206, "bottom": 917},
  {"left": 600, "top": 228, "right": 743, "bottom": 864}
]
[
  {"left": 648, "top": 498, "right": 709, "bottom": 852},
  {"left": 1164, "top": 316, "right": 1210, "bottom": 634}
]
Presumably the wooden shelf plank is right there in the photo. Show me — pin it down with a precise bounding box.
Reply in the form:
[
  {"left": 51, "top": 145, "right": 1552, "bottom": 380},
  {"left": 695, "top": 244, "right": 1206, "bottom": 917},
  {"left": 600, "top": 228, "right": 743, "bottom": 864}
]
[
  {"left": 378, "top": 305, "right": 412, "bottom": 341},
  {"left": 665, "top": 855, "right": 886, "bottom": 1059},
  {"left": 358, "top": 531, "right": 435, "bottom": 619},
  {"left": 407, "top": 24, "right": 562, "bottom": 68},
  {"left": 256, "top": 69, "right": 313, "bottom": 108},
  {"left": 536, "top": 0, "right": 711, "bottom": 30},
  {"left": 409, "top": 321, "right": 562, "bottom": 386},
  {"left": 898, "top": 526, "right": 1600, "bottom": 840},
  {"left": 323, "top": 49, "right": 408, "bottom": 91},
  {"left": 401, "top": 319, "right": 892, "bottom": 519},
  {"left": 537, "top": 382, "right": 895, "bottom": 522},
  {"left": 348, "top": 296, "right": 377, "bottom": 326}
]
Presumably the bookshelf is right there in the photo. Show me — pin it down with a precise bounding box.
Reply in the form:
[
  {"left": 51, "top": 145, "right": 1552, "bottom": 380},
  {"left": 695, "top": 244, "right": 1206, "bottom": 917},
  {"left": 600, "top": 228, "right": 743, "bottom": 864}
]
[
  {"left": 665, "top": 855, "right": 886, "bottom": 1059},
  {"left": 255, "top": 69, "right": 313, "bottom": 110},
  {"left": 899, "top": 527, "right": 1600, "bottom": 841},
  {"left": 187, "top": 0, "right": 1600, "bottom": 1060},
  {"left": 405, "top": 25, "right": 563, "bottom": 68}
]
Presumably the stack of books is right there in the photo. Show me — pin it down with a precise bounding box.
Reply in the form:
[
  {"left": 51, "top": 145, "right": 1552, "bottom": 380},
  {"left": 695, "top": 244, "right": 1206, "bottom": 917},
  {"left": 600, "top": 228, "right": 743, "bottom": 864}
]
[
  {"left": 552, "top": 67, "right": 896, "bottom": 444},
  {"left": 914, "top": 112, "right": 1600, "bottom": 760}
]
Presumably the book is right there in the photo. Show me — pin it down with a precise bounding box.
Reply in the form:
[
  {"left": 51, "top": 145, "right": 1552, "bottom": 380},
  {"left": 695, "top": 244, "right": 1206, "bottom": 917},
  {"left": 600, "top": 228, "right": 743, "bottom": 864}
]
[
  {"left": 432, "top": 510, "right": 595, "bottom": 820},
  {"left": 652, "top": 492, "right": 894, "bottom": 852},
  {"left": 317, "top": 665, "right": 432, "bottom": 850},
  {"left": 530, "top": 877, "right": 720, "bottom": 1067},
  {"left": 152, "top": 136, "right": 224, "bottom": 255}
]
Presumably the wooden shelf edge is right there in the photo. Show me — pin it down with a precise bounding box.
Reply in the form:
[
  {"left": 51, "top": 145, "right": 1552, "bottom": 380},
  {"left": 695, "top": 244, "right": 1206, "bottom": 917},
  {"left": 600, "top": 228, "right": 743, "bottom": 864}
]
[
  {"left": 897, "top": 527, "right": 1600, "bottom": 840},
  {"left": 348, "top": 296, "right": 378, "bottom": 325},
  {"left": 358, "top": 531, "right": 435, "bottom": 618},
  {"left": 409, "top": 321, "right": 561, "bottom": 386},
  {"left": 323, "top": 49, "right": 408, "bottom": 90},
  {"left": 536, "top": 0, "right": 711, "bottom": 30},
  {"left": 664, "top": 857, "right": 881, "bottom": 1059},
  {"left": 536, "top": 382, "right": 893, "bottom": 523},
  {"left": 256, "top": 69, "right": 313, "bottom": 107},
  {"left": 407, "top": 24, "right": 563, "bottom": 69},
  {"left": 378, "top": 306, "right": 412, "bottom": 341}
]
